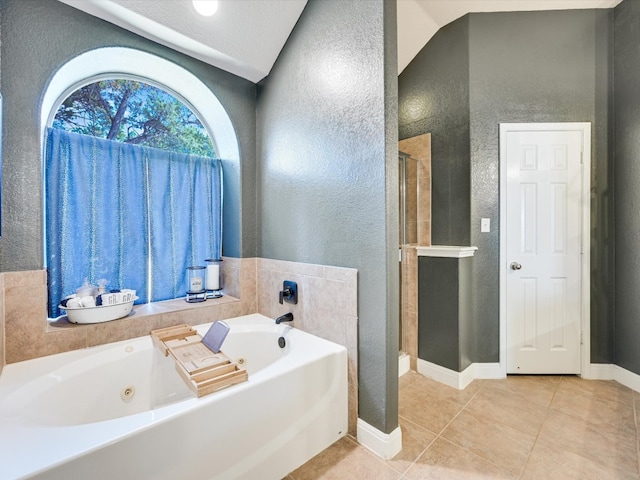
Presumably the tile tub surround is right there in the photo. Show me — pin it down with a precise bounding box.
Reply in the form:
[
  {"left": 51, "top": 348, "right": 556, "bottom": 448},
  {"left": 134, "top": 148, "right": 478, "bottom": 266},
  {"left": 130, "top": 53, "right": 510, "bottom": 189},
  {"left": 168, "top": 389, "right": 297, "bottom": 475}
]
[
  {"left": 1, "top": 257, "right": 359, "bottom": 435},
  {"left": 1, "top": 258, "right": 256, "bottom": 364},
  {"left": 256, "top": 258, "right": 358, "bottom": 436}
]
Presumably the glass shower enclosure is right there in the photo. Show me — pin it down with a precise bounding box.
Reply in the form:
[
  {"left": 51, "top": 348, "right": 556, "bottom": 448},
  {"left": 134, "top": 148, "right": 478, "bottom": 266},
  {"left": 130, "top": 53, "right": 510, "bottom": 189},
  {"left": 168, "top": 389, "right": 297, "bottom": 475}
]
[{"left": 398, "top": 151, "right": 418, "bottom": 351}]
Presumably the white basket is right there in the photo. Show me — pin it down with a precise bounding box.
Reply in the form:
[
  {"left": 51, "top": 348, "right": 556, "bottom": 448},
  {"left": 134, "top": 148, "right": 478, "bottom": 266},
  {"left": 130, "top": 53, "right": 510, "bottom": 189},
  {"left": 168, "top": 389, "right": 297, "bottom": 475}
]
[{"left": 60, "top": 297, "right": 138, "bottom": 324}]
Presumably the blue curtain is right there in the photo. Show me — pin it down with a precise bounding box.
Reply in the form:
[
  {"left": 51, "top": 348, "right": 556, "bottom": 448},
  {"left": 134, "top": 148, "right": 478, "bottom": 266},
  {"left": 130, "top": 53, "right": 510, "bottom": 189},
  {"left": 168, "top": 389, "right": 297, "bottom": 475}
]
[
  {"left": 147, "top": 148, "right": 223, "bottom": 301},
  {"left": 45, "top": 128, "right": 222, "bottom": 317}
]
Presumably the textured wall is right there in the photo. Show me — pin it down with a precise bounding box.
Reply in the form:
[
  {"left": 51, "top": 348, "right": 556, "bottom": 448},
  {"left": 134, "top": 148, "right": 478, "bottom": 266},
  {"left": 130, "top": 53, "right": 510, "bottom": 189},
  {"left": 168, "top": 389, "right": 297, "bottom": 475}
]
[
  {"left": 418, "top": 257, "right": 460, "bottom": 371},
  {"left": 399, "top": 8, "right": 614, "bottom": 366},
  {"left": 0, "top": 0, "right": 258, "bottom": 270},
  {"left": 257, "top": 0, "right": 399, "bottom": 433},
  {"left": 398, "top": 18, "right": 470, "bottom": 246},
  {"left": 0, "top": 1, "right": 3, "bottom": 374},
  {"left": 418, "top": 256, "right": 472, "bottom": 372},
  {"left": 613, "top": 0, "right": 640, "bottom": 374},
  {"left": 468, "top": 9, "right": 613, "bottom": 364}
]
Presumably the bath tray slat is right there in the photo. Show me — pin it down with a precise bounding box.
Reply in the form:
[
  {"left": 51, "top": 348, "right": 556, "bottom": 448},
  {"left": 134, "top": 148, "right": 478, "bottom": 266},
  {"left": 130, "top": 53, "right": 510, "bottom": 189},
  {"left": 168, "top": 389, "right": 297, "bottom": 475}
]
[{"left": 150, "top": 324, "right": 248, "bottom": 397}]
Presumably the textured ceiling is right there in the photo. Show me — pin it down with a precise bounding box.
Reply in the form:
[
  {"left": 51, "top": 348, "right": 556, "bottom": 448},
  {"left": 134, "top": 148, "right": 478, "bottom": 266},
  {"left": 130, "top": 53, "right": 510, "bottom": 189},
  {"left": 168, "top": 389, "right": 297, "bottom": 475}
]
[{"left": 57, "top": 0, "right": 623, "bottom": 83}]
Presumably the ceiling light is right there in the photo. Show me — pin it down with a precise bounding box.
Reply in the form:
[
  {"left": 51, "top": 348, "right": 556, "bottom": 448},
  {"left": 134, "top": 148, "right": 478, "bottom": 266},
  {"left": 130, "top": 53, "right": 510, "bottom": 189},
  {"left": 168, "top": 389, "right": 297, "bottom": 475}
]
[{"left": 192, "top": 0, "right": 219, "bottom": 17}]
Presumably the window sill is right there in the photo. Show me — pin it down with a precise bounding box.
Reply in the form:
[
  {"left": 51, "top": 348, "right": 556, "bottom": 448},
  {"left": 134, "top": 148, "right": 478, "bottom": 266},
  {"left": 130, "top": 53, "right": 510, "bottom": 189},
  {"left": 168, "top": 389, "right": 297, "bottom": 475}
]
[
  {"left": 48, "top": 295, "right": 240, "bottom": 329},
  {"left": 47, "top": 295, "right": 242, "bottom": 340}
]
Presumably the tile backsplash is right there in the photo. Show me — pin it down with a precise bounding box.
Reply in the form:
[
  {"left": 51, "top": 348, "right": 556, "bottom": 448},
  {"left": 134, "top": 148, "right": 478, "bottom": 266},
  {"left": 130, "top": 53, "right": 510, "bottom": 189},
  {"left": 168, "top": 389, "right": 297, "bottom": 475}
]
[
  {"left": 1, "top": 266, "right": 253, "bottom": 364},
  {"left": 256, "top": 258, "right": 358, "bottom": 434},
  {"left": 0, "top": 257, "right": 358, "bottom": 434}
]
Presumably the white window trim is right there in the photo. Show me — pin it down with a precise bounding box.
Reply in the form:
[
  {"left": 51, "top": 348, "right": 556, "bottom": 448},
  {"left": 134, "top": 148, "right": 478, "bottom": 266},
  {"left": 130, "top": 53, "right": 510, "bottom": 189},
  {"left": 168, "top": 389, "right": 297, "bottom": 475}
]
[
  {"left": 41, "top": 47, "right": 237, "bottom": 302},
  {"left": 40, "top": 47, "right": 239, "bottom": 162}
]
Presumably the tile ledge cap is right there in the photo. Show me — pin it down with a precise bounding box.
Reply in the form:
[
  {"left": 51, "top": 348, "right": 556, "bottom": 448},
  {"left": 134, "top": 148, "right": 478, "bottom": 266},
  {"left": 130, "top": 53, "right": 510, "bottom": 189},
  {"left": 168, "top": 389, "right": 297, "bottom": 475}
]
[
  {"left": 416, "top": 245, "right": 478, "bottom": 258},
  {"left": 47, "top": 295, "right": 240, "bottom": 331}
]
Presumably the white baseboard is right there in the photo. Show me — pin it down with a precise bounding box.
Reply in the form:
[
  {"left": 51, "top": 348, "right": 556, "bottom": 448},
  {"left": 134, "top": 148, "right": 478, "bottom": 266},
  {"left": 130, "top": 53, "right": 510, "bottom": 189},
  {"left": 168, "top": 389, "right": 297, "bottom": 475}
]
[
  {"left": 415, "top": 360, "right": 640, "bottom": 393},
  {"left": 398, "top": 353, "right": 410, "bottom": 377},
  {"left": 417, "top": 358, "right": 465, "bottom": 389},
  {"left": 356, "top": 418, "right": 402, "bottom": 460},
  {"left": 572, "top": 363, "right": 640, "bottom": 393},
  {"left": 613, "top": 365, "right": 640, "bottom": 392},
  {"left": 417, "top": 359, "right": 504, "bottom": 390},
  {"left": 583, "top": 363, "right": 615, "bottom": 380},
  {"left": 473, "top": 362, "right": 503, "bottom": 379}
]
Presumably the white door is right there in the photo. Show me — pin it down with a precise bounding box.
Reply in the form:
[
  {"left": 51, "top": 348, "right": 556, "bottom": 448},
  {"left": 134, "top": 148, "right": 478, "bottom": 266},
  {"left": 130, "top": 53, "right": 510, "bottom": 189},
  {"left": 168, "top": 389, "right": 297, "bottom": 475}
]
[{"left": 503, "top": 125, "right": 587, "bottom": 374}]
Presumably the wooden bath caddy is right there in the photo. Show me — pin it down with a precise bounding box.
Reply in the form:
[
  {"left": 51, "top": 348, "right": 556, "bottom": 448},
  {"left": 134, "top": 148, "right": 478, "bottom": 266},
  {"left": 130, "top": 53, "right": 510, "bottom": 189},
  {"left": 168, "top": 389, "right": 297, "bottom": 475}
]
[{"left": 150, "top": 324, "right": 248, "bottom": 397}]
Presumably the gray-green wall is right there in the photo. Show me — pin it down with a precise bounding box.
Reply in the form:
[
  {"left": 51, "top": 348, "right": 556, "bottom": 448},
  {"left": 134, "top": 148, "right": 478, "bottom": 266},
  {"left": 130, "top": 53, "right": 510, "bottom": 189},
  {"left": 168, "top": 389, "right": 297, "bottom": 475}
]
[
  {"left": 613, "top": 0, "right": 640, "bottom": 374},
  {"left": 0, "top": 0, "right": 258, "bottom": 270},
  {"left": 257, "top": 0, "right": 399, "bottom": 433},
  {"left": 399, "top": 9, "right": 614, "bottom": 365},
  {"left": 0, "top": 0, "right": 401, "bottom": 436},
  {"left": 398, "top": 18, "right": 471, "bottom": 246},
  {"left": 418, "top": 256, "right": 473, "bottom": 371}
]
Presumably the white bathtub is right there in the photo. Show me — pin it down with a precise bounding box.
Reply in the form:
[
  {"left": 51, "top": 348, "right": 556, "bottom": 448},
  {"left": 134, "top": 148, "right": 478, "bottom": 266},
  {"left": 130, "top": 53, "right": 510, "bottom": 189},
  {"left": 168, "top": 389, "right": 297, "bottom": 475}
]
[{"left": 0, "top": 313, "right": 348, "bottom": 480}]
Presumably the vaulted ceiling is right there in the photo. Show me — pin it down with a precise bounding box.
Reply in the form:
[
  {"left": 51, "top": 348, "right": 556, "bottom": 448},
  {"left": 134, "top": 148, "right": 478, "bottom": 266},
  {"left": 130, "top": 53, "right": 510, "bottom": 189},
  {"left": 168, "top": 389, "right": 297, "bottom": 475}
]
[{"left": 58, "top": 0, "right": 622, "bottom": 83}]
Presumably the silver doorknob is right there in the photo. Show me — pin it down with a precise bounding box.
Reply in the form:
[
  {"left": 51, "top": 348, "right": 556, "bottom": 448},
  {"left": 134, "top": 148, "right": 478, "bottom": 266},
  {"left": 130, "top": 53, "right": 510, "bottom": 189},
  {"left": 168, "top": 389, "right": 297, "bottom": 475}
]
[{"left": 510, "top": 262, "right": 522, "bottom": 270}]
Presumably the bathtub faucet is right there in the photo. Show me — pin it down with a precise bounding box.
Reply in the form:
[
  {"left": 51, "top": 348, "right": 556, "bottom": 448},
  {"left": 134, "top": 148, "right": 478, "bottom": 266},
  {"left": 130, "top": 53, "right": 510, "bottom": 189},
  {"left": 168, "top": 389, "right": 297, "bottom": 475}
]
[{"left": 275, "top": 312, "right": 294, "bottom": 324}]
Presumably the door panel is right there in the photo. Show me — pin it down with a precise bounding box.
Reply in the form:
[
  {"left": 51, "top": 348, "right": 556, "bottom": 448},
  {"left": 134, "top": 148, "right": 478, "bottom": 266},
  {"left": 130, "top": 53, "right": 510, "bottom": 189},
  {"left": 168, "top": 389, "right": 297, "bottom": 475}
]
[{"left": 506, "top": 129, "right": 583, "bottom": 374}]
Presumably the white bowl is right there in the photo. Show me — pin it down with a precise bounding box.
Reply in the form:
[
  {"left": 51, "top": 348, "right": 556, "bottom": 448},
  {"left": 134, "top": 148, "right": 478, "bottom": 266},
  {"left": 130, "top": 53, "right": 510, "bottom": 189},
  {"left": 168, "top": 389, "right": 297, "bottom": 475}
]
[{"left": 60, "top": 298, "right": 138, "bottom": 324}]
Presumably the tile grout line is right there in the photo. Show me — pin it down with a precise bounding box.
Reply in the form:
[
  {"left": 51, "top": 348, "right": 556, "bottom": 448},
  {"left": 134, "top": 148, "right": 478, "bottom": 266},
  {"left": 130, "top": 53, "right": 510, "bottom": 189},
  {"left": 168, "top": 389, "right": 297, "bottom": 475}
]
[
  {"left": 400, "top": 379, "right": 523, "bottom": 479},
  {"left": 438, "top": 379, "right": 488, "bottom": 434},
  {"left": 442, "top": 379, "right": 538, "bottom": 479},
  {"left": 395, "top": 374, "right": 443, "bottom": 476},
  {"left": 396, "top": 413, "right": 439, "bottom": 478},
  {"left": 544, "top": 376, "right": 639, "bottom": 478},
  {"left": 394, "top": 379, "right": 487, "bottom": 478},
  {"left": 340, "top": 432, "right": 407, "bottom": 480},
  {"left": 516, "top": 375, "right": 565, "bottom": 480}
]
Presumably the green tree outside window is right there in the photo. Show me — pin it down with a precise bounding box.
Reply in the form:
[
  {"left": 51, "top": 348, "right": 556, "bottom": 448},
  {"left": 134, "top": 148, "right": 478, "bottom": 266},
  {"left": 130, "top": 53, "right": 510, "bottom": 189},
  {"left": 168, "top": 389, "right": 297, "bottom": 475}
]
[{"left": 53, "top": 79, "right": 215, "bottom": 157}]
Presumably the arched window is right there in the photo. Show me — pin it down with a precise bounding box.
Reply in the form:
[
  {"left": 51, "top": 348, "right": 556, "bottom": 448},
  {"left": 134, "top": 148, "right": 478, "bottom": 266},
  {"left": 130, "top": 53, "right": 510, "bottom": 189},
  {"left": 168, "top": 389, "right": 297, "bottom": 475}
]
[
  {"left": 42, "top": 48, "right": 239, "bottom": 318},
  {"left": 53, "top": 79, "right": 215, "bottom": 157}
]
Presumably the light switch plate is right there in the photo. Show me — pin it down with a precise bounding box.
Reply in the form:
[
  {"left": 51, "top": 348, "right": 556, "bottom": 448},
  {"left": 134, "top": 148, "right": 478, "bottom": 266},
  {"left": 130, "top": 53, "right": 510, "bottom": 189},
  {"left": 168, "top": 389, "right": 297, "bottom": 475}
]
[{"left": 481, "top": 218, "right": 490, "bottom": 233}]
